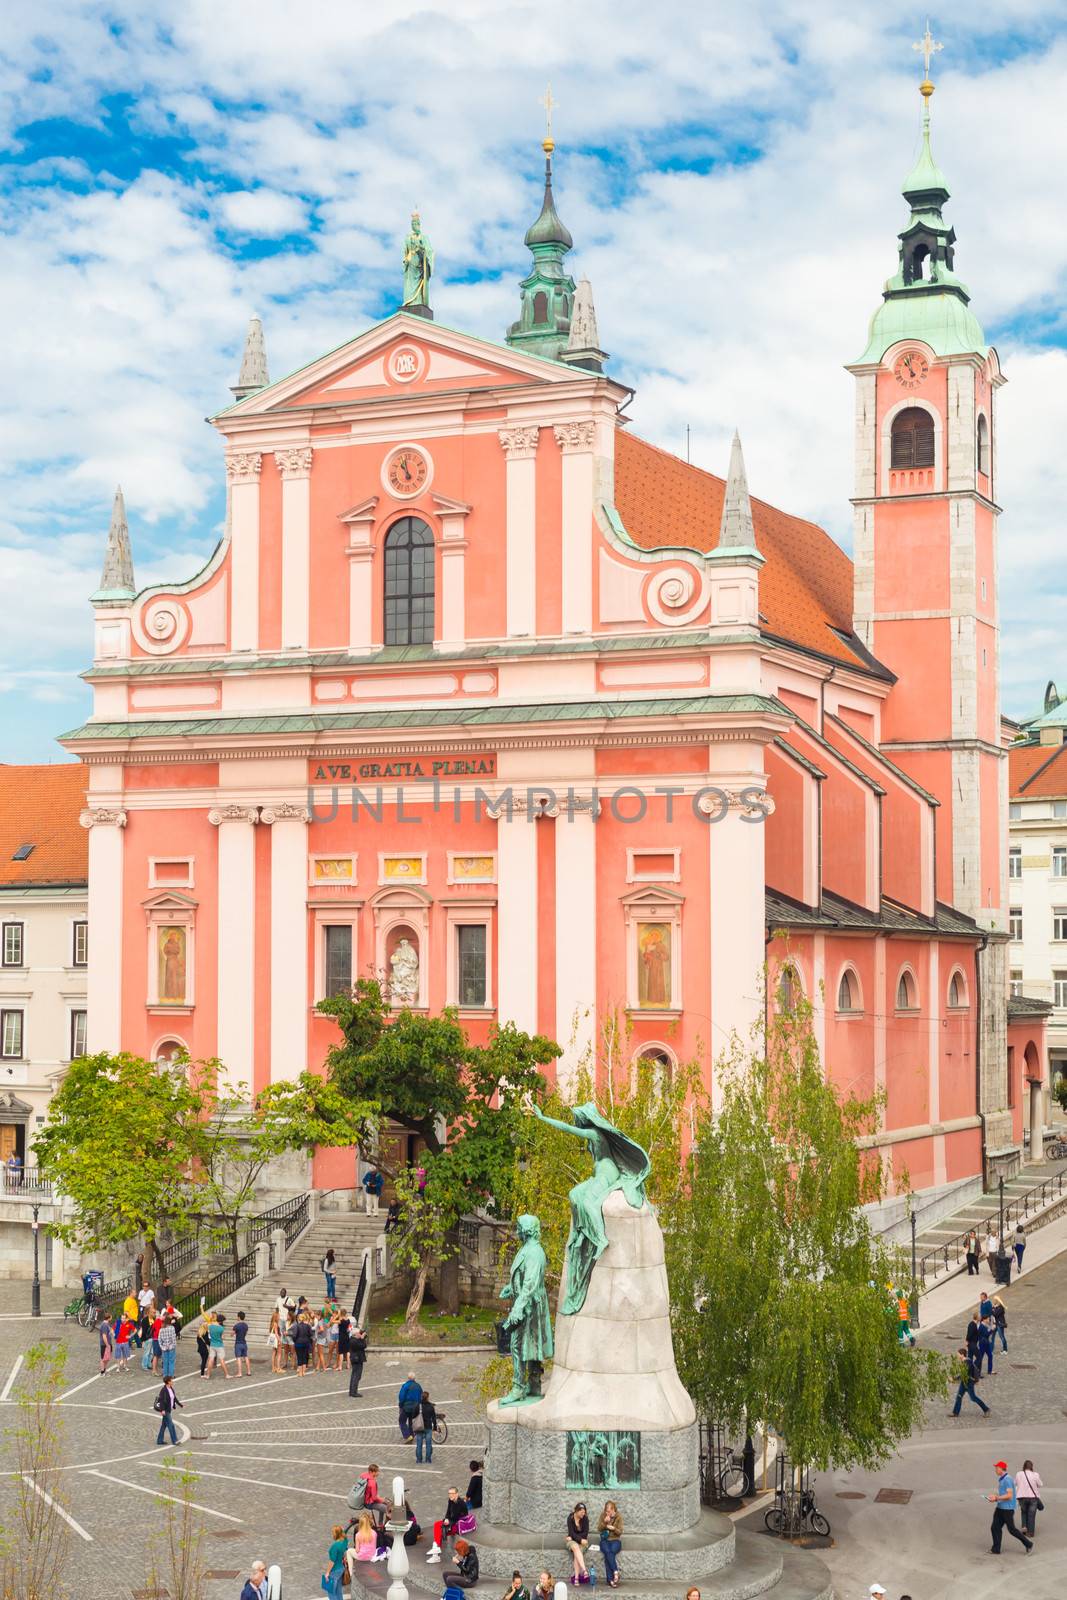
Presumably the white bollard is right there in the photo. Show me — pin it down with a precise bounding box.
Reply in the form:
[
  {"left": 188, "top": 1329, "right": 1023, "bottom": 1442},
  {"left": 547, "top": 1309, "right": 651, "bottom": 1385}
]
[
  {"left": 554, "top": 1583, "right": 568, "bottom": 1600},
  {"left": 266, "top": 1563, "right": 282, "bottom": 1597},
  {"left": 386, "top": 1475, "right": 413, "bottom": 1600}
]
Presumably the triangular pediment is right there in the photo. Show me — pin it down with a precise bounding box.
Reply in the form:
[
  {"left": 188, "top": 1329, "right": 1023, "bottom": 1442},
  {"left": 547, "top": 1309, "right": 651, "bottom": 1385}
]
[
  {"left": 216, "top": 311, "right": 603, "bottom": 421},
  {"left": 142, "top": 890, "right": 198, "bottom": 911},
  {"left": 620, "top": 883, "right": 686, "bottom": 908}
]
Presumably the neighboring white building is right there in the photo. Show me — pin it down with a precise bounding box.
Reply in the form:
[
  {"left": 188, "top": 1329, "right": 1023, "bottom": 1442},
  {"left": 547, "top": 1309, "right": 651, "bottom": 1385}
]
[
  {"left": 1008, "top": 688, "right": 1067, "bottom": 1094},
  {"left": 0, "top": 763, "right": 87, "bottom": 1279}
]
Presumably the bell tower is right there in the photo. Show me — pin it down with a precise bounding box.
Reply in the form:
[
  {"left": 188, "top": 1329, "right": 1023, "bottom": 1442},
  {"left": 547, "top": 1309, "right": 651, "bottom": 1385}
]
[
  {"left": 847, "top": 33, "right": 1015, "bottom": 1172},
  {"left": 506, "top": 89, "right": 576, "bottom": 362}
]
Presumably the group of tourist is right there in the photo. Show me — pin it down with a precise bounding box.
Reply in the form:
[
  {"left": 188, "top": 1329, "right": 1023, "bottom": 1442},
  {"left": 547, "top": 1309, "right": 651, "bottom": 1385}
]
[
  {"left": 950, "top": 1290, "right": 1010, "bottom": 1415},
  {"left": 963, "top": 1222, "right": 1027, "bottom": 1277},
  {"left": 267, "top": 1287, "right": 368, "bottom": 1378},
  {"left": 318, "top": 1460, "right": 484, "bottom": 1598},
  {"left": 97, "top": 1280, "right": 183, "bottom": 1378}
]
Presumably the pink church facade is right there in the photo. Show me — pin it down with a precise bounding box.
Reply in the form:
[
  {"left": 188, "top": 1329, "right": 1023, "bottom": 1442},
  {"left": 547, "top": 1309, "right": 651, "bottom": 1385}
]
[{"left": 62, "top": 103, "right": 1047, "bottom": 1204}]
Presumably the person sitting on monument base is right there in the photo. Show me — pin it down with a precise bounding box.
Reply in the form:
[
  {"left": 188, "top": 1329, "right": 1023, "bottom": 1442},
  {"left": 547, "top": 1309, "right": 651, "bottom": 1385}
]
[
  {"left": 443, "top": 1537, "right": 479, "bottom": 1590},
  {"left": 500, "top": 1569, "right": 531, "bottom": 1600},
  {"left": 566, "top": 1503, "right": 591, "bottom": 1584},
  {"left": 499, "top": 1213, "right": 554, "bottom": 1404},
  {"left": 426, "top": 1486, "right": 468, "bottom": 1563},
  {"left": 534, "top": 1572, "right": 555, "bottom": 1600}
]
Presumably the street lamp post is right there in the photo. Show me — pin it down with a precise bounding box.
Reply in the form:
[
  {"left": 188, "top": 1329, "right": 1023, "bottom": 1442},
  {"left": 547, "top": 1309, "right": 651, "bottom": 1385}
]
[
  {"left": 998, "top": 1175, "right": 1005, "bottom": 1244},
  {"left": 31, "top": 1203, "right": 41, "bottom": 1318},
  {"left": 910, "top": 1211, "right": 920, "bottom": 1329}
]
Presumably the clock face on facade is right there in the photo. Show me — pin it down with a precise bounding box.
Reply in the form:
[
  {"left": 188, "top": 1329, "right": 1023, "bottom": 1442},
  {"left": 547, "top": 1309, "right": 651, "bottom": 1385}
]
[
  {"left": 384, "top": 446, "right": 429, "bottom": 498},
  {"left": 893, "top": 351, "right": 930, "bottom": 390}
]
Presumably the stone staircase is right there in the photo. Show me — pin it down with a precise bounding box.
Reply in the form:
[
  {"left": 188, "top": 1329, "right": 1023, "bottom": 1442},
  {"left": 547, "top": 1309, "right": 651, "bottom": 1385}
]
[
  {"left": 209, "top": 1210, "right": 387, "bottom": 1342},
  {"left": 912, "top": 1155, "right": 1067, "bottom": 1287}
]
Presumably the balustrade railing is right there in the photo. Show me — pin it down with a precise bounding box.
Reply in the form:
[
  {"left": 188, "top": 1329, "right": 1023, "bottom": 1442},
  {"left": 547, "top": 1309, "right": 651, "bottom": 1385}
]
[
  {"left": 248, "top": 1193, "right": 309, "bottom": 1251},
  {"left": 916, "top": 1166, "right": 1067, "bottom": 1287},
  {"left": 2, "top": 1168, "right": 53, "bottom": 1198}
]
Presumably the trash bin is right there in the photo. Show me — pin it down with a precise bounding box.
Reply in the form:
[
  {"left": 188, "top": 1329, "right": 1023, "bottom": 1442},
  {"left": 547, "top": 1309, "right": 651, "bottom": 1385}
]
[{"left": 995, "top": 1250, "right": 1012, "bottom": 1286}]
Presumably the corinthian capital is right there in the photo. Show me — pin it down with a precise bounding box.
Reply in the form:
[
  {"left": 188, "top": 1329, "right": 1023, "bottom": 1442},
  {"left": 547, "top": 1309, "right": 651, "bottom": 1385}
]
[
  {"left": 208, "top": 803, "right": 260, "bottom": 826},
  {"left": 225, "top": 451, "right": 263, "bottom": 485},
  {"left": 260, "top": 802, "right": 311, "bottom": 825},
  {"left": 553, "top": 421, "right": 596, "bottom": 453},
  {"left": 498, "top": 425, "right": 541, "bottom": 461},
  {"left": 79, "top": 807, "right": 127, "bottom": 829},
  {"left": 275, "top": 447, "right": 314, "bottom": 480}
]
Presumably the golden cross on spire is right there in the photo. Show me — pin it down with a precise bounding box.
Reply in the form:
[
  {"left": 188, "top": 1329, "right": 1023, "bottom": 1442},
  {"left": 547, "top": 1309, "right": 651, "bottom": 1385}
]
[
  {"left": 540, "top": 82, "right": 556, "bottom": 153},
  {"left": 913, "top": 21, "right": 943, "bottom": 88}
]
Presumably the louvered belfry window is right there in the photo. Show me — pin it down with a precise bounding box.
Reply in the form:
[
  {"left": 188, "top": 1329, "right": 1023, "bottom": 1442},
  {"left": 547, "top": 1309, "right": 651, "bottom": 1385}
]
[
  {"left": 384, "top": 517, "right": 435, "bottom": 646},
  {"left": 890, "top": 407, "right": 935, "bottom": 469}
]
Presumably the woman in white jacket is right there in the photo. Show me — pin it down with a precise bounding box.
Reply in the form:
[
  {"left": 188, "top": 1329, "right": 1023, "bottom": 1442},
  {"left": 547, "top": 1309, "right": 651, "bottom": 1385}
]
[{"left": 1015, "top": 1459, "right": 1043, "bottom": 1538}]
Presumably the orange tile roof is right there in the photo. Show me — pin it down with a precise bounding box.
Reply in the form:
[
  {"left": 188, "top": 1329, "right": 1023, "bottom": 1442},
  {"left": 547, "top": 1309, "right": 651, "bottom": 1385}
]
[
  {"left": 0, "top": 764, "right": 87, "bottom": 886},
  {"left": 614, "top": 430, "right": 862, "bottom": 668},
  {"left": 1010, "top": 741, "right": 1067, "bottom": 798}
]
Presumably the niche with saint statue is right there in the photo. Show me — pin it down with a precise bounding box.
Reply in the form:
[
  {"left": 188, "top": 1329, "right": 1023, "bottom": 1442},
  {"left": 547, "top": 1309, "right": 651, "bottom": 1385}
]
[{"left": 385, "top": 925, "right": 421, "bottom": 1007}]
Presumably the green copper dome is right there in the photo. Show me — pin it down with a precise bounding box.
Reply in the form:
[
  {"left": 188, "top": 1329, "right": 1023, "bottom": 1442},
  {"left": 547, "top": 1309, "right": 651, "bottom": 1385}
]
[
  {"left": 901, "top": 128, "right": 949, "bottom": 200},
  {"left": 525, "top": 154, "right": 573, "bottom": 249}
]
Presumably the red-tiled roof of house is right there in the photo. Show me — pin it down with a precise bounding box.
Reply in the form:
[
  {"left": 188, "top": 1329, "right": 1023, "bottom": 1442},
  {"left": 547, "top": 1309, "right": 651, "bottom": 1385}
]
[
  {"left": 614, "top": 430, "right": 863, "bottom": 668},
  {"left": 1010, "top": 741, "right": 1067, "bottom": 798},
  {"left": 0, "top": 764, "right": 87, "bottom": 886}
]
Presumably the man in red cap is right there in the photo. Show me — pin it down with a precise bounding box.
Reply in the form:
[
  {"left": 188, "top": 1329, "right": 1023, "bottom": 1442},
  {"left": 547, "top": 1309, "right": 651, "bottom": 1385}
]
[{"left": 987, "top": 1461, "right": 1032, "bottom": 1555}]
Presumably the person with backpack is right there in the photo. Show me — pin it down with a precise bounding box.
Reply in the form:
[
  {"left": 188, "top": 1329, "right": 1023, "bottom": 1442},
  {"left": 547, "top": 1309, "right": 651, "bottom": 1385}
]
[
  {"left": 358, "top": 1463, "right": 389, "bottom": 1520},
  {"left": 398, "top": 1371, "right": 423, "bottom": 1439},
  {"left": 153, "top": 1376, "right": 183, "bottom": 1447}
]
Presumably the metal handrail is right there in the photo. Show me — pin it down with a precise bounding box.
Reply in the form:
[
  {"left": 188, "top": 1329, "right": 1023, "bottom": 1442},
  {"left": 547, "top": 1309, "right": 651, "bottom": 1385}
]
[
  {"left": 248, "top": 1192, "right": 308, "bottom": 1249},
  {"left": 2, "top": 1168, "right": 53, "bottom": 1197},
  {"left": 175, "top": 1248, "right": 259, "bottom": 1323},
  {"left": 159, "top": 1229, "right": 200, "bottom": 1278},
  {"left": 916, "top": 1167, "right": 1067, "bottom": 1287}
]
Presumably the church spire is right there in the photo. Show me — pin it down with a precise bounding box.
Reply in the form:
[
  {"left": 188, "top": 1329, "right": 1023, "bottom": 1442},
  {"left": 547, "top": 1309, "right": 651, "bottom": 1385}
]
[
  {"left": 854, "top": 30, "right": 986, "bottom": 363},
  {"left": 506, "top": 87, "right": 577, "bottom": 362},
  {"left": 231, "top": 314, "right": 270, "bottom": 400},
  {"left": 92, "top": 485, "right": 136, "bottom": 602},
  {"left": 718, "top": 432, "right": 757, "bottom": 550}
]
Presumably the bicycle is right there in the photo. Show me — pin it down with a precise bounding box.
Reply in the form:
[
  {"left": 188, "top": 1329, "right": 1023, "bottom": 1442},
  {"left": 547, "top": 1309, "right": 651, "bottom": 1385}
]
[
  {"left": 764, "top": 1487, "right": 830, "bottom": 1539},
  {"left": 718, "top": 1447, "right": 752, "bottom": 1500},
  {"left": 1046, "top": 1140, "right": 1067, "bottom": 1161},
  {"left": 432, "top": 1412, "right": 448, "bottom": 1446},
  {"left": 78, "top": 1298, "right": 100, "bottom": 1331}
]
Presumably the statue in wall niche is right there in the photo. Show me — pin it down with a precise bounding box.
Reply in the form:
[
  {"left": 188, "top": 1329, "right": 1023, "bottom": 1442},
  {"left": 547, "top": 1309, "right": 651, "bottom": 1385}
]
[
  {"left": 523, "top": 1096, "right": 651, "bottom": 1314},
  {"left": 389, "top": 937, "right": 419, "bottom": 1005},
  {"left": 499, "top": 1213, "right": 554, "bottom": 1404}
]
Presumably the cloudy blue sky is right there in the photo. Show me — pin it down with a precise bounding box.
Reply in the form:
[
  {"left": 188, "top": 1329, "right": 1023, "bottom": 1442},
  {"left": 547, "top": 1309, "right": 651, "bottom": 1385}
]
[{"left": 2, "top": 1, "right": 1067, "bottom": 760}]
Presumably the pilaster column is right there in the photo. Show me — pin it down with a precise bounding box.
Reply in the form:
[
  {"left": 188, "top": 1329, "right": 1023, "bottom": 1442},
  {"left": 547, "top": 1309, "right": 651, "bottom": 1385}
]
[
  {"left": 498, "top": 426, "right": 540, "bottom": 637},
  {"left": 209, "top": 804, "right": 259, "bottom": 1094},
  {"left": 555, "top": 796, "right": 598, "bottom": 1096},
  {"left": 496, "top": 804, "right": 540, "bottom": 1034},
  {"left": 260, "top": 804, "right": 311, "bottom": 1083},
  {"left": 705, "top": 780, "right": 772, "bottom": 1107},
  {"left": 433, "top": 493, "right": 472, "bottom": 648},
  {"left": 226, "top": 452, "right": 262, "bottom": 653},
  {"left": 79, "top": 808, "right": 126, "bottom": 1052},
  {"left": 276, "top": 448, "right": 313, "bottom": 650},
  {"left": 341, "top": 497, "right": 378, "bottom": 652},
  {"left": 554, "top": 422, "right": 596, "bottom": 635}
]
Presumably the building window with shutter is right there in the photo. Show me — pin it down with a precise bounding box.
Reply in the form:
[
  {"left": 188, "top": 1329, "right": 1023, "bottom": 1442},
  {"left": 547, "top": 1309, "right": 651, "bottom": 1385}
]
[
  {"left": 1, "top": 1010, "right": 23, "bottom": 1058},
  {"left": 323, "top": 925, "right": 353, "bottom": 998},
  {"left": 1, "top": 923, "right": 23, "bottom": 967},
  {"left": 383, "top": 517, "right": 435, "bottom": 646},
  {"left": 456, "top": 924, "right": 487, "bottom": 1008},
  {"left": 890, "top": 407, "right": 935, "bottom": 469},
  {"left": 72, "top": 920, "right": 88, "bottom": 966},
  {"left": 70, "top": 1010, "right": 87, "bottom": 1059}
]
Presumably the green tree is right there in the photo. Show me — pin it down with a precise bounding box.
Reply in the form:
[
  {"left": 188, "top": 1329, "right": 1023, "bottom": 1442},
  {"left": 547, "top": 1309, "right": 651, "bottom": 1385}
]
[
  {"left": 35, "top": 1052, "right": 204, "bottom": 1278},
  {"left": 669, "top": 987, "right": 947, "bottom": 1471},
  {"left": 319, "top": 978, "right": 559, "bottom": 1320},
  {"left": 144, "top": 1455, "right": 208, "bottom": 1600},
  {"left": 194, "top": 1071, "right": 378, "bottom": 1265},
  {"left": 0, "top": 1341, "right": 69, "bottom": 1600}
]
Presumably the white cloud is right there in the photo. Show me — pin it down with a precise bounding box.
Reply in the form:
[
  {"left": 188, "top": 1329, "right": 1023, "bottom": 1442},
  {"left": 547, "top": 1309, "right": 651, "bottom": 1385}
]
[{"left": 216, "top": 188, "right": 308, "bottom": 236}]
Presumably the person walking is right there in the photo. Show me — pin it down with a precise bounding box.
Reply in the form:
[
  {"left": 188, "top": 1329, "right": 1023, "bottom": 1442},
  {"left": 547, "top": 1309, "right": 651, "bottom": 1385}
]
[
  {"left": 195, "top": 1310, "right": 211, "bottom": 1377},
  {"left": 207, "top": 1313, "right": 231, "bottom": 1379},
  {"left": 566, "top": 1503, "right": 591, "bottom": 1584},
  {"left": 98, "top": 1315, "right": 114, "bottom": 1376},
  {"left": 1014, "top": 1223, "right": 1026, "bottom": 1273},
  {"left": 322, "top": 1248, "right": 338, "bottom": 1300},
  {"left": 985, "top": 1229, "right": 999, "bottom": 1277},
  {"left": 949, "top": 1346, "right": 989, "bottom": 1417},
  {"left": 415, "top": 1389, "right": 437, "bottom": 1464},
  {"left": 1015, "top": 1458, "right": 1043, "bottom": 1538},
  {"left": 159, "top": 1315, "right": 178, "bottom": 1381},
  {"left": 240, "top": 1560, "right": 269, "bottom": 1600},
  {"left": 977, "top": 1316, "right": 995, "bottom": 1377},
  {"left": 987, "top": 1460, "right": 1032, "bottom": 1555},
  {"left": 965, "top": 1230, "right": 980, "bottom": 1275},
  {"left": 443, "top": 1537, "right": 479, "bottom": 1590},
  {"left": 991, "top": 1297, "right": 1008, "bottom": 1354},
  {"left": 233, "top": 1309, "right": 251, "bottom": 1376},
  {"left": 321, "top": 1523, "right": 349, "bottom": 1599},
  {"left": 598, "top": 1500, "right": 623, "bottom": 1588},
  {"left": 153, "top": 1376, "right": 183, "bottom": 1447},
  {"left": 398, "top": 1371, "right": 423, "bottom": 1439},
  {"left": 965, "top": 1313, "right": 980, "bottom": 1359}
]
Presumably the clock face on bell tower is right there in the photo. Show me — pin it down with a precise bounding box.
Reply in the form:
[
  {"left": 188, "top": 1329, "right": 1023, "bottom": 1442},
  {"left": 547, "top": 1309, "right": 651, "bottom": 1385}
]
[
  {"left": 892, "top": 350, "right": 930, "bottom": 390},
  {"left": 384, "top": 446, "right": 429, "bottom": 498}
]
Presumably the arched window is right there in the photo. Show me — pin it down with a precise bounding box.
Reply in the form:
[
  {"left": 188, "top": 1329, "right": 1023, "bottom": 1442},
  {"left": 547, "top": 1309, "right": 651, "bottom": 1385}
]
[
  {"left": 532, "top": 291, "right": 549, "bottom": 325},
  {"left": 890, "top": 407, "right": 935, "bottom": 470},
  {"left": 384, "top": 518, "right": 435, "bottom": 646},
  {"left": 777, "top": 963, "right": 801, "bottom": 1013},
  {"left": 896, "top": 969, "right": 918, "bottom": 1010},
  {"left": 837, "top": 969, "right": 858, "bottom": 1012},
  {"left": 947, "top": 970, "right": 967, "bottom": 1008},
  {"left": 976, "top": 413, "right": 990, "bottom": 477},
  {"left": 632, "top": 1044, "right": 675, "bottom": 1088}
]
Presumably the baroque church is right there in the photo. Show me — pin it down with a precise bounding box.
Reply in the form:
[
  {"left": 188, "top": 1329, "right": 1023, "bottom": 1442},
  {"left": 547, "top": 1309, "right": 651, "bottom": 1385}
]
[{"left": 63, "top": 67, "right": 1048, "bottom": 1211}]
